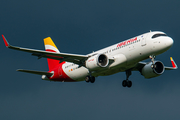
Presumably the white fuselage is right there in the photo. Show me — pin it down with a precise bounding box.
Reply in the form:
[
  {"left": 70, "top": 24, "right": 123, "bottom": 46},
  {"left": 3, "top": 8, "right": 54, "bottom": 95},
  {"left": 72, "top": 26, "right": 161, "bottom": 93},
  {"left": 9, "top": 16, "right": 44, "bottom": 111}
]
[{"left": 61, "top": 31, "right": 173, "bottom": 81}]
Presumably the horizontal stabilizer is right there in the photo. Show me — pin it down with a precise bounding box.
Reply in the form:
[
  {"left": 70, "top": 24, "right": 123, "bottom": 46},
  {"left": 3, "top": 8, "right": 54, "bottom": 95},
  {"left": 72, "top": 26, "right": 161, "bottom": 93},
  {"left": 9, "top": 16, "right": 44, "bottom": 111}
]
[{"left": 17, "top": 69, "right": 53, "bottom": 76}]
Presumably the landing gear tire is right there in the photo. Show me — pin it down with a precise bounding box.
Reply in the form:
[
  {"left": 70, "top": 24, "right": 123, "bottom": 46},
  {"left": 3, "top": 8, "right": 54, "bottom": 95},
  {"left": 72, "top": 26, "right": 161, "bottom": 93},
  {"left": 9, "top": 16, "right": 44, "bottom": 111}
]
[
  {"left": 90, "top": 76, "right": 95, "bottom": 83},
  {"left": 150, "top": 55, "right": 156, "bottom": 68},
  {"left": 122, "top": 80, "right": 132, "bottom": 88},
  {"left": 127, "top": 81, "right": 132, "bottom": 88},
  {"left": 85, "top": 76, "right": 90, "bottom": 83},
  {"left": 85, "top": 76, "right": 95, "bottom": 83},
  {"left": 122, "top": 80, "right": 127, "bottom": 87},
  {"left": 151, "top": 64, "right": 156, "bottom": 68}
]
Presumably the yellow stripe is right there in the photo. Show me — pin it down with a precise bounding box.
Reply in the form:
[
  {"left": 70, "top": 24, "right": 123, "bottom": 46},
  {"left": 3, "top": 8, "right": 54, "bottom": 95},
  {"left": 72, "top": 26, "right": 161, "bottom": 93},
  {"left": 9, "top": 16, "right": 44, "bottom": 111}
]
[
  {"left": 170, "top": 57, "right": 173, "bottom": 61},
  {"left": 44, "top": 37, "right": 58, "bottom": 49}
]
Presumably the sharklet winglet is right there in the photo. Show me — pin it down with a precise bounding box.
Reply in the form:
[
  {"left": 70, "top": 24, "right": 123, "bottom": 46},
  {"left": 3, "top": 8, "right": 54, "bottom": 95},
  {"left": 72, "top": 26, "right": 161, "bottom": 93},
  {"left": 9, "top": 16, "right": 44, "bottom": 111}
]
[
  {"left": 2, "top": 35, "right": 10, "bottom": 47},
  {"left": 170, "top": 57, "right": 178, "bottom": 69}
]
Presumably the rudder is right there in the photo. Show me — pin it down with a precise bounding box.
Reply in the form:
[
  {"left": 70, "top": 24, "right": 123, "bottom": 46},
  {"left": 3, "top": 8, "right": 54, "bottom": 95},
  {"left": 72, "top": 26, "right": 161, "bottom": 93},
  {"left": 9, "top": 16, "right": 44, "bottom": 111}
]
[{"left": 44, "top": 37, "right": 60, "bottom": 71}]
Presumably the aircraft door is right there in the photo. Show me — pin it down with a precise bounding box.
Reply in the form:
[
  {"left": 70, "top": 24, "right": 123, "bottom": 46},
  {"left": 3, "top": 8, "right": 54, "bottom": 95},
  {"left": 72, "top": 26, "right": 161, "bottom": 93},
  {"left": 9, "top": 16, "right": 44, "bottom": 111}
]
[
  {"left": 58, "top": 66, "right": 62, "bottom": 77},
  {"left": 141, "top": 34, "right": 147, "bottom": 46}
]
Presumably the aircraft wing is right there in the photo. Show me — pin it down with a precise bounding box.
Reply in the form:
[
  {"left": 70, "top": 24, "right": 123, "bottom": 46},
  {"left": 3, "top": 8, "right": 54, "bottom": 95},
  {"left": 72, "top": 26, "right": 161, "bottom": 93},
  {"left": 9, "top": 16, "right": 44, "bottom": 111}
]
[
  {"left": 2, "top": 35, "right": 88, "bottom": 64},
  {"left": 134, "top": 57, "right": 178, "bottom": 71}
]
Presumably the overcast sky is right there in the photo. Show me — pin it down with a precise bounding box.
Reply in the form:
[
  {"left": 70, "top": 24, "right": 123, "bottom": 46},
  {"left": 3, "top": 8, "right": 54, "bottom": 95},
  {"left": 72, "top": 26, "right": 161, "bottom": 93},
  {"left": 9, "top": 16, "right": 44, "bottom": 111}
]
[{"left": 0, "top": 0, "right": 180, "bottom": 120}]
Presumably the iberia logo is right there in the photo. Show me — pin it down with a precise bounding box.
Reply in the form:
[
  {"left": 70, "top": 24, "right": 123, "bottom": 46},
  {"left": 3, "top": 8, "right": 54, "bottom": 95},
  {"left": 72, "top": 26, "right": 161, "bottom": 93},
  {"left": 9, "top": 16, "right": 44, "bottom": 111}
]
[
  {"left": 117, "top": 37, "right": 137, "bottom": 47},
  {"left": 88, "top": 59, "right": 94, "bottom": 62}
]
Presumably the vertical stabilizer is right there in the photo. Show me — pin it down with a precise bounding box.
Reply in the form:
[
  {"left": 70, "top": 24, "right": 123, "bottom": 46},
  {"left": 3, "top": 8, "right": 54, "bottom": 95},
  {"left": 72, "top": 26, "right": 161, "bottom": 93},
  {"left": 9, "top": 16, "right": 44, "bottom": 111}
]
[{"left": 44, "top": 37, "right": 60, "bottom": 71}]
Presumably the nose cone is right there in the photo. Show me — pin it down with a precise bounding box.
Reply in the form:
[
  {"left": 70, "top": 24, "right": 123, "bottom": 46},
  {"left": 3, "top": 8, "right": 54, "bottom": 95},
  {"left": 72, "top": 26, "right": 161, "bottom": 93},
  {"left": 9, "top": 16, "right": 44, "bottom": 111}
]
[{"left": 165, "top": 37, "right": 173, "bottom": 48}]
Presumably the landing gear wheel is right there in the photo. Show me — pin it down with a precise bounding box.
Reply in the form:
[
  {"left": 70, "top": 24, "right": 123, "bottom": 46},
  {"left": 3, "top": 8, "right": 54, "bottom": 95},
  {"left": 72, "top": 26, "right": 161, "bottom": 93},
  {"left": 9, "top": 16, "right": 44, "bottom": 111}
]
[
  {"left": 127, "top": 81, "right": 132, "bottom": 88},
  {"left": 122, "top": 70, "right": 132, "bottom": 88},
  {"left": 90, "top": 76, "right": 95, "bottom": 83},
  {"left": 85, "top": 76, "right": 95, "bottom": 83},
  {"left": 149, "top": 55, "right": 156, "bottom": 68},
  {"left": 122, "top": 80, "right": 132, "bottom": 88},
  {"left": 85, "top": 76, "right": 90, "bottom": 83},
  {"left": 151, "top": 64, "right": 156, "bottom": 68},
  {"left": 122, "top": 80, "right": 127, "bottom": 87}
]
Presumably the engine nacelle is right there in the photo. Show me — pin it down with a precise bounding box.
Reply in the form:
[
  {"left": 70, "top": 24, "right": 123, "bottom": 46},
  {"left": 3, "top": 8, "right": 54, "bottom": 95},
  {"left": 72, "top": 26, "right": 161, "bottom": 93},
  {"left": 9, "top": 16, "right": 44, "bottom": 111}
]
[
  {"left": 141, "top": 61, "right": 164, "bottom": 79},
  {"left": 109, "top": 54, "right": 127, "bottom": 68},
  {"left": 85, "top": 54, "right": 109, "bottom": 71}
]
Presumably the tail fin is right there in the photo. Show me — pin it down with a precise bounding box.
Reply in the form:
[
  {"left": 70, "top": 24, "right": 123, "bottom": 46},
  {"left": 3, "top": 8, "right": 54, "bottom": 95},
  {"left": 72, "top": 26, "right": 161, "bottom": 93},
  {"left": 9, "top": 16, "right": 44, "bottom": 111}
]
[{"left": 44, "top": 37, "right": 60, "bottom": 71}]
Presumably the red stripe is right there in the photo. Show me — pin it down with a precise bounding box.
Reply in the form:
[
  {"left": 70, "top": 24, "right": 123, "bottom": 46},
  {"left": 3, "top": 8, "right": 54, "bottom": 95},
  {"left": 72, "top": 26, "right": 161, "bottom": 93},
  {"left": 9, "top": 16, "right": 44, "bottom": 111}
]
[
  {"left": 45, "top": 49, "right": 74, "bottom": 81},
  {"left": 171, "top": 60, "right": 176, "bottom": 68},
  {"left": 2, "top": 35, "right": 9, "bottom": 47},
  {"left": 46, "top": 49, "right": 63, "bottom": 59},
  {"left": 46, "top": 49, "right": 60, "bottom": 71},
  {"left": 46, "top": 49, "right": 56, "bottom": 52},
  {"left": 48, "top": 62, "right": 75, "bottom": 82}
]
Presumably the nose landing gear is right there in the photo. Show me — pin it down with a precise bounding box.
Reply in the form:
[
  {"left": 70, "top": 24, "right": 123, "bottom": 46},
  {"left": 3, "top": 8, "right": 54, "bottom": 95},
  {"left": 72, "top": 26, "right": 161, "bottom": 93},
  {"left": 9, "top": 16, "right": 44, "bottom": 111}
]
[{"left": 149, "top": 55, "right": 156, "bottom": 68}]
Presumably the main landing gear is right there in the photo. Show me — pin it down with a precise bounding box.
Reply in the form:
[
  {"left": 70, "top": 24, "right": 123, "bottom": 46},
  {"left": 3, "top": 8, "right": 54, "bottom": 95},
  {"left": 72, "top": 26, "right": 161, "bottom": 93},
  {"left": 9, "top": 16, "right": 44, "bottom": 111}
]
[
  {"left": 122, "top": 70, "right": 132, "bottom": 88},
  {"left": 85, "top": 76, "right": 95, "bottom": 83}
]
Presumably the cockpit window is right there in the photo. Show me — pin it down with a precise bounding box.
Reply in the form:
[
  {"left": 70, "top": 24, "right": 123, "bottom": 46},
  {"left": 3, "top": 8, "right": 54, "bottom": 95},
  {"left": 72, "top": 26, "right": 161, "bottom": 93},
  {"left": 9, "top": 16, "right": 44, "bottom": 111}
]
[{"left": 152, "top": 33, "right": 167, "bottom": 39}]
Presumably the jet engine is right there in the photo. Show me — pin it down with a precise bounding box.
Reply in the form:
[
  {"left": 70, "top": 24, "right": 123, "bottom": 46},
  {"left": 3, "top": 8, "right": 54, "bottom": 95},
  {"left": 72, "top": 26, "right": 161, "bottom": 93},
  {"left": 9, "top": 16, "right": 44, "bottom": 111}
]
[
  {"left": 85, "top": 54, "right": 109, "bottom": 71},
  {"left": 141, "top": 61, "right": 164, "bottom": 78}
]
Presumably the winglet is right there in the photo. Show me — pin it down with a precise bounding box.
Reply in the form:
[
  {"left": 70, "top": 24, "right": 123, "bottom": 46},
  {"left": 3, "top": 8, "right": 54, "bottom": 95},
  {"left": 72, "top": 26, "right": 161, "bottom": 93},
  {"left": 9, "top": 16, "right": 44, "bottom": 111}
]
[
  {"left": 170, "top": 57, "right": 178, "bottom": 69},
  {"left": 2, "top": 35, "right": 10, "bottom": 47}
]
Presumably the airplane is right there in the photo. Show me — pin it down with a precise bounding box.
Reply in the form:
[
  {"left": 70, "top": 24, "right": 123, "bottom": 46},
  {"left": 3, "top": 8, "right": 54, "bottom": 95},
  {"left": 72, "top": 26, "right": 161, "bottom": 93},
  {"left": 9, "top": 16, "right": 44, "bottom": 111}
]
[{"left": 2, "top": 31, "right": 178, "bottom": 88}]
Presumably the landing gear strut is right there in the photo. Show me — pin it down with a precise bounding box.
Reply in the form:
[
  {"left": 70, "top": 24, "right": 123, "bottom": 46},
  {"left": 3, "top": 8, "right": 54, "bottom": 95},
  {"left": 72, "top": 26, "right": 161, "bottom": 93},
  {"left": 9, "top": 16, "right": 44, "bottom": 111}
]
[
  {"left": 85, "top": 76, "right": 95, "bottom": 83},
  {"left": 149, "top": 55, "right": 156, "bottom": 68},
  {"left": 122, "top": 70, "right": 132, "bottom": 88}
]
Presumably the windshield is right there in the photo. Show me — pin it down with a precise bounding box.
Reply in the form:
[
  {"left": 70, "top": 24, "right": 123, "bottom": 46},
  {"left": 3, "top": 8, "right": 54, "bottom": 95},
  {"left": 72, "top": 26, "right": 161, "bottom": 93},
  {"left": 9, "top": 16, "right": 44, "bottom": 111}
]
[{"left": 152, "top": 33, "right": 167, "bottom": 39}]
